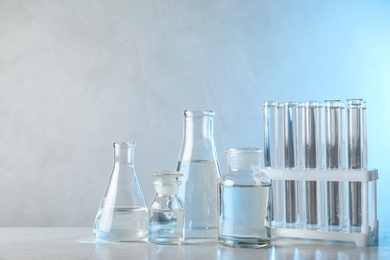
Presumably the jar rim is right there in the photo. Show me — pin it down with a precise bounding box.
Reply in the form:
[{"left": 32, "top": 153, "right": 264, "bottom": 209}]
[{"left": 225, "top": 147, "right": 263, "bottom": 154}]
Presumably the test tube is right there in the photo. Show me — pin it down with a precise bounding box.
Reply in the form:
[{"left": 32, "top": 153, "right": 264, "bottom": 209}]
[
  {"left": 284, "top": 102, "right": 298, "bottom": 224},
  {"left": 347, "top": 99, "right": 367, "bottom": 227},
  {"left": 264, "top": 101, "right": 285, "bottom": 227},
  {"left": 304, "top": 101, "right": 325, "bottom": 226},
  {"left": 296, "top": 102, "right": 306, "bottom": 226},
  {"left": 325, "top": 100, "right": 346, "bottom": 228}
]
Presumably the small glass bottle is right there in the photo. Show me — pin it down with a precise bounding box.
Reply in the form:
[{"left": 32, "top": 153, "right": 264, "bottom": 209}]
[
  {"left": 93, "top": 142, "right": 148, "bottom": 242},
  {"left": 148, "top": 171, "right": 185, "bottom": 245},
  {"left": 218, "top": 148, "right": 271, "bottom": 248},
  {"left": 176, "top": 110, "right": 220, "bottom": 238}
]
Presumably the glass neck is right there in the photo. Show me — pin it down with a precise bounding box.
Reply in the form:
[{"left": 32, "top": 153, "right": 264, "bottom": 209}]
[
  {"left": 227, "top": 150, "right": 262, "bottom": 171},
  {"left": 114, "top": 147, "right": 134, "bottom": 165},
  {"left": 183, "top": 110, "right": 214, "bottom": 140},
  {"left": 184, "top": 116, "right": 213, "bottom": 140}
]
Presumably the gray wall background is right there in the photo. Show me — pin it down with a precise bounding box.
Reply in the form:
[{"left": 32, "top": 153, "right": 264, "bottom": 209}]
[{"left": 1, "top": 0, "right": 389, "bottom": 228}]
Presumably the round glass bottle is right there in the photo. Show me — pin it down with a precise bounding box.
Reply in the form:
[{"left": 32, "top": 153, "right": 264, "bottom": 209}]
[
  {"left": 218, "top": 148, "right": 271, "bottom": 248},
  {"left": 93, "top": 142, "right": 148, "bottom": 242},
  {"left": 148, "top": 171, "right": 185, "bottom": 245}
]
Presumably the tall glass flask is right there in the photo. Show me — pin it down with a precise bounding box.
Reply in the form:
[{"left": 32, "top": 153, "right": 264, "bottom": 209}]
[
  {"left": 93, "top": 142, "right": 148, "bottom": 242},
  {"left": 218, "top": 148, "right": 271, "bottom": 248},
  {"left": 148, "top": 171, "right": 185, "bottom": 245},
  {"left": 176, "top": 110, "right": 220, "bottom": 238}
]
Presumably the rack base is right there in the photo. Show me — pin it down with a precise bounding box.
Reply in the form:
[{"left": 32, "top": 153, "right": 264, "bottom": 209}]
[{"left": 271, "top": 226, "right": 378, "bottom": 246}]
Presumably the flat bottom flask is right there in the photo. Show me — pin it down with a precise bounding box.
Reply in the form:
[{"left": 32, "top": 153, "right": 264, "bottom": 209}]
[
  {"left": 218, "top": 184, "right": 271, "bottom": 248},
  {"left": 93, "top": 142, "right": 149, "bottom": 242},
  {"left": 94, "top": 206, "right": 148, "bottom": 242}
]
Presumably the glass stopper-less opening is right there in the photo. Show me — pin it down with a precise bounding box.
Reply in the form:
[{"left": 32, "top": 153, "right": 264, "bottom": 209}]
[{"left": 226, "top": 148, "right": 263, "bottom": 170}]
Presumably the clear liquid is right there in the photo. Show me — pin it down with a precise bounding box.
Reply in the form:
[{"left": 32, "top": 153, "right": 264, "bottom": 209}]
[
  {"left": 177, "top": 160, "right": 219, "bottom": 238},
  {"left": 93, "top": 206, "right": 148, "bottom": 242},
  {"left": 148, "top": 209, "right": 185, "bottom": 244},
  {"left": 219, "top": 184, "right": 271, "bottom": 248}
]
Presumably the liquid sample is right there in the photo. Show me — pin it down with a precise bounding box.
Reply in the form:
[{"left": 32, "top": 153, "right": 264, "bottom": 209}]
[
  {"left": 177, "top": 160, "right": 219, "bottom": 238},
  {"left": 148, "top": 209, "right": 185, "bottom": 244},
  {"left": 94, "top": 206, "right": 148, "bottom": 242},
  {"left": 218, "top": 184, "right": 271, "bottom": 248}
]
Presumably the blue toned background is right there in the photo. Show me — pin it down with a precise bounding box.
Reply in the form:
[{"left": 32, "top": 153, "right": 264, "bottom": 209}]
[{"left": 0, "top": 0, "right": 389, "bottom": 228}]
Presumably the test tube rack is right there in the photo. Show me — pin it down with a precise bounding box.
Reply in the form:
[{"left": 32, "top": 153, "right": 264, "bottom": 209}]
[{"left": 262, "top": 168, "right": 378, "bottom": 246}]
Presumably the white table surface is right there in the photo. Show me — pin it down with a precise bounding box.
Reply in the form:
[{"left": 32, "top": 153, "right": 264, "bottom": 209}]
[{"left": 0, "top": 228, "right": 389, "bottom": 259}]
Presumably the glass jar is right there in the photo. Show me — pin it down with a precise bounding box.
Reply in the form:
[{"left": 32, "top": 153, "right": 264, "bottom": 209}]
[
  {"left": 218, "top": 148, "right": 271, "bottom": 248},
  {"left": 148, "top": 171, "right": 185, "bottom": 245}
]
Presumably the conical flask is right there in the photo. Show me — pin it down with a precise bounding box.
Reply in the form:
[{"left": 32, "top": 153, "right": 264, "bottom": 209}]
[
  {"left": 93, "top": 142, "right": 148, "bottom": 242},
  {"left": 176, "top": 110, "right": 220, "bottom": 238}
]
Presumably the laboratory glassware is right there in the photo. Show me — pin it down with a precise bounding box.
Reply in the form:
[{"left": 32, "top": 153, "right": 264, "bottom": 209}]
[
  {"left": 218, "top": 148, "right": 271, "bottom": 248},
  {"left": 93, "top": 142, "right": 148, "bottom": 242},
  {"left": 304, "top": 101, "right": 325, "bottom": 226},
  {"left": 264, "top": 101, "right": 285, "bottom": 226},
  {"left": 347, "top": 99, "right": 367, "bottom": 228},
  {"left": 325, "top": 100, "right": 346, "bottom": 229},
  {"left": 148, "top": 171, "right": 185, "bottom": 245},
  {"left": 284, "top": 102, "right": 298, "bottom": 224},
  {"left": 176, "top": 110, "right": 220, "bottom": 238}
]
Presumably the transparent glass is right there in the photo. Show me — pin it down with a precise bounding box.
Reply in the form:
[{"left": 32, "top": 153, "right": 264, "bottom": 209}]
[
  {"left": 176, "top": 110, "right": 220, "bottom": 238},
  {"left": 284, "top": 102, "right": 298, "bottom": 225},
  {"left": 263, "top": 101, "right": 285, "bottom": 227},
  {"left": 304, "top": 101, "right": 325, "bottom": 227},
  {"left": 325, "top": 100, "right": 346, "bottom": 229},
  {"left": 218, "top": 148, "right": 271, "bottom": 248},
  {"left": 148, "top": 171, "right": 185, "bottom": 245},
  {"left": 93, "top": 142, "right": 148, "bottom": 242},
  {"left": 347, "top": 99, "right": 367, "bottom": 228}
]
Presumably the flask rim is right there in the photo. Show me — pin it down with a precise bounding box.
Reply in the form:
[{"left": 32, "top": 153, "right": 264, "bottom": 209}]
[
  {"left": 184, "top": 110, "right": 214, "bottom": 118},
  {"left": 113, "top": 142, "right": 136, "bottom": 148}
]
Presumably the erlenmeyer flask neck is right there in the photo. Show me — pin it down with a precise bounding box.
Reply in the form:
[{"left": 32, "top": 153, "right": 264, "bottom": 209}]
[
  {"left": 183, "top": 110, "right": 214, "bottom": 140},
  {"left": 114, "top": 142, "right": 135, "bottom": 165}
]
